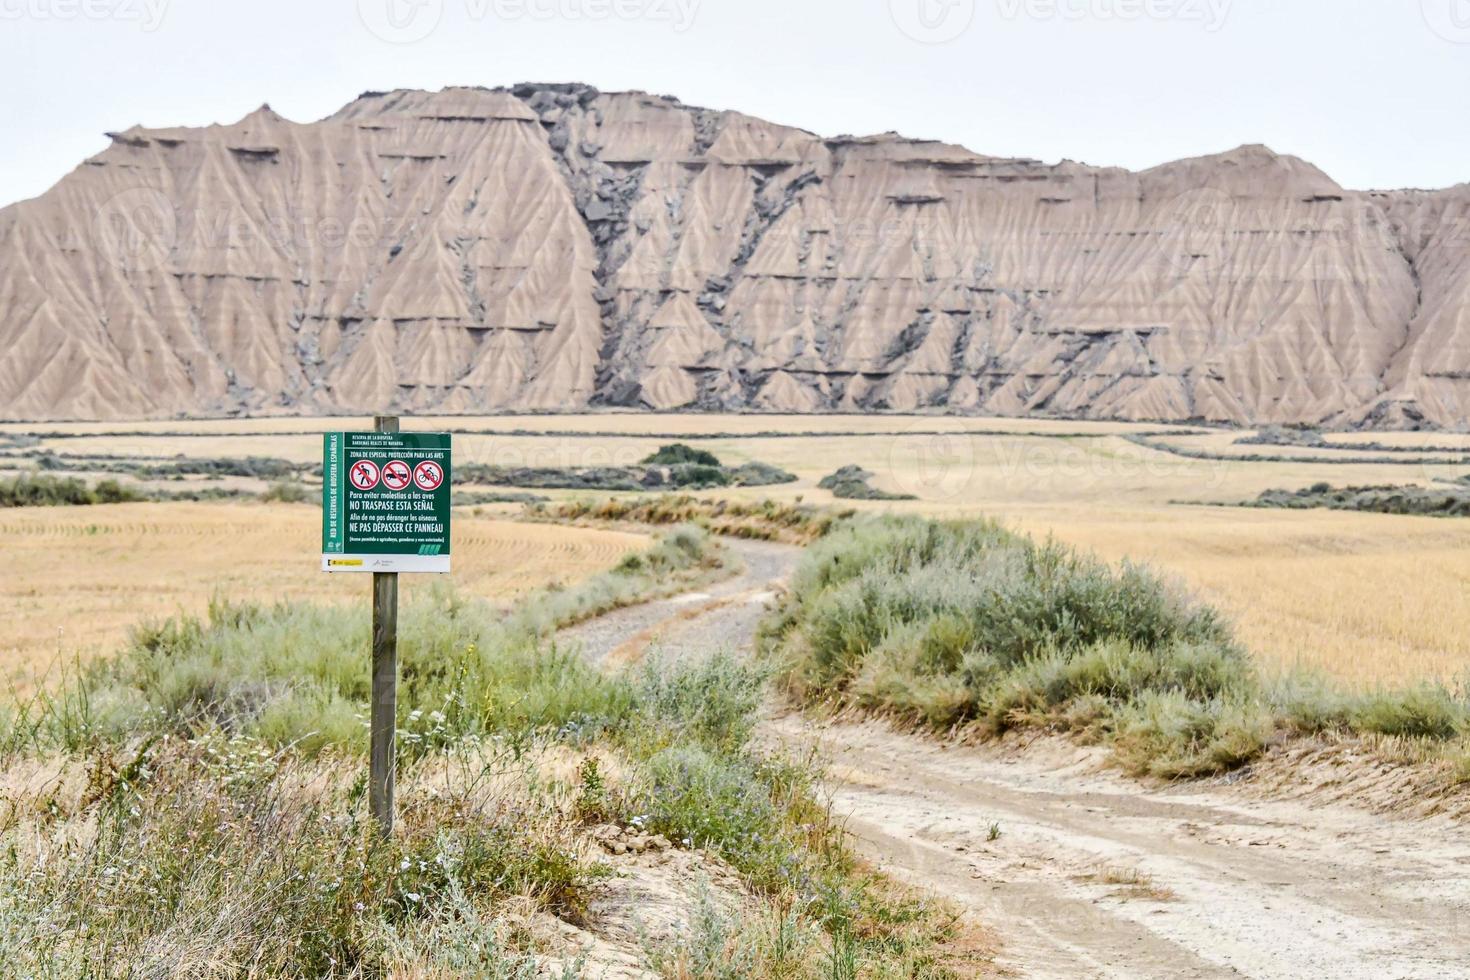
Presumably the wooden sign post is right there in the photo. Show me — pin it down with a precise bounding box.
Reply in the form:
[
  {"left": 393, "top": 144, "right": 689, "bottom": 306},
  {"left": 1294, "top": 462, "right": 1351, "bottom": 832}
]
[
  {"left": 369, "top": 415, "right": 399, "bottom": 833},
  {"left": 321, "top": 416, "right": 453, "bottom": 835}
]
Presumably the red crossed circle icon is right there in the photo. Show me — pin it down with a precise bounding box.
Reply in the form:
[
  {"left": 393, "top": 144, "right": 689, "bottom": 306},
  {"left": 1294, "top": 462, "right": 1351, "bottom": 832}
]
[
  {"left": 382, "top": 459, "right": 412, "bottom": 492},
  {"left": 348, "top": 459, "right": 381, "bottom": 491},
  {"left": 413, "top": 460, "right": 444, "bottom": 491}
]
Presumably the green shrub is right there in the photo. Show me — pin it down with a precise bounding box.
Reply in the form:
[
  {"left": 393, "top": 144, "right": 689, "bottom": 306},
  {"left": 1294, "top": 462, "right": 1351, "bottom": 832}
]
[
  {"left": 642, "top": 443, "right": 723, "bottom": 467},
  {"left": 768, "top": 515, "right": 1254, "bottom": 774}
]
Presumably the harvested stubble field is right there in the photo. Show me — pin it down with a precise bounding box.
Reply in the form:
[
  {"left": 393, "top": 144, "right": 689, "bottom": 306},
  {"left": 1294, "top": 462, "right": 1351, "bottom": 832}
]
[
  {"left": 0, "top": 501, "right": 648, "bottom": 690},
  {"left": 5, "top": 414, "right": 1469, "bottom": 688}
]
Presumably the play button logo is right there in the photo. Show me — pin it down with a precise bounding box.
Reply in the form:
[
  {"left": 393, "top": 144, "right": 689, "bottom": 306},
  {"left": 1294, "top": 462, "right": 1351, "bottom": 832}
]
[
  {"left": 358, "top": 0, "right": 443, "bottom": 44},
  {"left": 890, "top": 0, "right": 974, "bottom": 43}
]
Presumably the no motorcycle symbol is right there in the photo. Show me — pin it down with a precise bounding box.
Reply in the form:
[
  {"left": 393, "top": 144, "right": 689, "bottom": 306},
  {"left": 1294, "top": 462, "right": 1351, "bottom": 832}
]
[
  {"left": 382, "top": 460, "right": 412, "bottom": 492},
  {"left": 349, "top": 460, "right": 381, "bottom": 491},
  {"left": 413, "top": 461, "right": 444, "bottom": 492}
]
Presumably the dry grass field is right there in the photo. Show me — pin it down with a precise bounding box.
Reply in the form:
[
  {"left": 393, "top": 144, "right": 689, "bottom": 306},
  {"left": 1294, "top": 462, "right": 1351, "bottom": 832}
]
[
  {"left": 0, "top": 501, "right": 648, "bottom": 691},
  {"left": 5, "top": 413, "right": 1469, "bottom": 689}
]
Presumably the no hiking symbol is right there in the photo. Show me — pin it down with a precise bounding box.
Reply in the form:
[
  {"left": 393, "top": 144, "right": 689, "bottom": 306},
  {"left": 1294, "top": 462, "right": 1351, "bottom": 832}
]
[{"left": 321, "top": 430, "right": 453, "bottom": 573}]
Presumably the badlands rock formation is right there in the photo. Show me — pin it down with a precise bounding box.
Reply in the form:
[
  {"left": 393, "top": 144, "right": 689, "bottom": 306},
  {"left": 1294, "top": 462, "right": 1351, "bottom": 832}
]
[{"left": 1, "top": 83, "right": 1467, "bottom": 425}]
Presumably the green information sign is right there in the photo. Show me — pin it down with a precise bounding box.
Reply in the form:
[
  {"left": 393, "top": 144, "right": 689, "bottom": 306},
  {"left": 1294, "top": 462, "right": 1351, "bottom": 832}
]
[{"left": 321, "top": 431, "right": 452, "bottom": 573}]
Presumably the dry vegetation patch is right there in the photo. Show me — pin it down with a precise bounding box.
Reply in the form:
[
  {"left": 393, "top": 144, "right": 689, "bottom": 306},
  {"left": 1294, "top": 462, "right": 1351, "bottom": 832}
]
[
  {"left": 0, "top": 502, "right": 650, "bottom": 691},
  {"left": 0, "top": 526, "right": 988, "bottom": 978}
]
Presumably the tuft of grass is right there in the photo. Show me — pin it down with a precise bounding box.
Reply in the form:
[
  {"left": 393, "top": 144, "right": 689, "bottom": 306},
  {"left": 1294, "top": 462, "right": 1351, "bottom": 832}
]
[{"left": 1081, "top": 864, "right": 1178, "bottom": 902}]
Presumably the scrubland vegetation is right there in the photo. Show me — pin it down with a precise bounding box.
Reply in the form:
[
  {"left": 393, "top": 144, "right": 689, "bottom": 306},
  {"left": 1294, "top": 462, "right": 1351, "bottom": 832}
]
[
  {"left": 544, "top": 495, "right": 849, "bottom": 544},
  {"left": 458, "top": 444, "right": 797, "bottom": 494},
  {"left": 1245, "top": 482, "right": 1470, "bottom": 518},
  {"left": 0, "top": 472, "right": 285, "bottom": 506},
  {"left": 0, "top": 525, "right": 977, "bottom": 978},
  {"left": 1, "top": 473, "right": 147, "bottom": 507},
  {"left": 762, "top": 515, "right": 1470, "bottom": 781}
]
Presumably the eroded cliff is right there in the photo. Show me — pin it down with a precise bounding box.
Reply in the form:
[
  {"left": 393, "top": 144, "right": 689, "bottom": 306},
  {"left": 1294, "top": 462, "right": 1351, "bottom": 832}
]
[{"left": 2, "top": 83, "right": 1466, "bottom": 425}]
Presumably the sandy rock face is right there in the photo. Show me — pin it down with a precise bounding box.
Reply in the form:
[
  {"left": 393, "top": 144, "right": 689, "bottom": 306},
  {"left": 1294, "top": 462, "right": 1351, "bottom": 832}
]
[{"left": 2, "top": 83, "right": 1467, "bottom": 426}]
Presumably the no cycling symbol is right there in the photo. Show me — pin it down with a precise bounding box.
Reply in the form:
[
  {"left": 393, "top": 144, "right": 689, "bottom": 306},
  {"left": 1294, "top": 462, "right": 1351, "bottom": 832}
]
[
  {"left": 413, "top": 460, "right": 444, "bottom": 491},
  {"left": 382, "top": 460, "right": 412, "bottom": 492},
  {"left": 349, "top": 459, "right": 381, "bottom": 491}
]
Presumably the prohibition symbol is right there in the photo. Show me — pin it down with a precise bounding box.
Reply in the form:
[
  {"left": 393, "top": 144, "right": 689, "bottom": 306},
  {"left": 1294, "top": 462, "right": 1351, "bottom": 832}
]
[
  {"left": 382, "top": 460, "right": 412, "bottom": 491},
  {"left": 349, "top": 459, "right": 381, "bottom": 491},
  {"left": 413, "top": 460, "right": 444, "bottom": 491}
]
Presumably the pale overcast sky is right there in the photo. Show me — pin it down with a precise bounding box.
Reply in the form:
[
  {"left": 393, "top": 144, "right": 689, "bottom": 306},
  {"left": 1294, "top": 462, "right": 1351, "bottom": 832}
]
[{"left": 0, "top": 0, "right": 1466, "bottom": 207}]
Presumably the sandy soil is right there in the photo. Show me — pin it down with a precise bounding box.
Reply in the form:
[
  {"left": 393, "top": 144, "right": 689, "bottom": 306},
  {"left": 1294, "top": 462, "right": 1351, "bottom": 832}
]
[{"left": 562, "top": 538, "right": 1470, "bottom": 980}]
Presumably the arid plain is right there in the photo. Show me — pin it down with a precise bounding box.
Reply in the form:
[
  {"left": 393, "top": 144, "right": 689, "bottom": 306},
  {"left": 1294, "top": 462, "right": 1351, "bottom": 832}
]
[{"left": 5, "top": 413, "right": 1469, "bottom": 690}]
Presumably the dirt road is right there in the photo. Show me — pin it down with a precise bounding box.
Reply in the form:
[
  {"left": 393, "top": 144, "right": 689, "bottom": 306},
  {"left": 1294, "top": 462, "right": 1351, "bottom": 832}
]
[{"left": 561, "top": 539, "right": 1470, "bottom": 979}]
